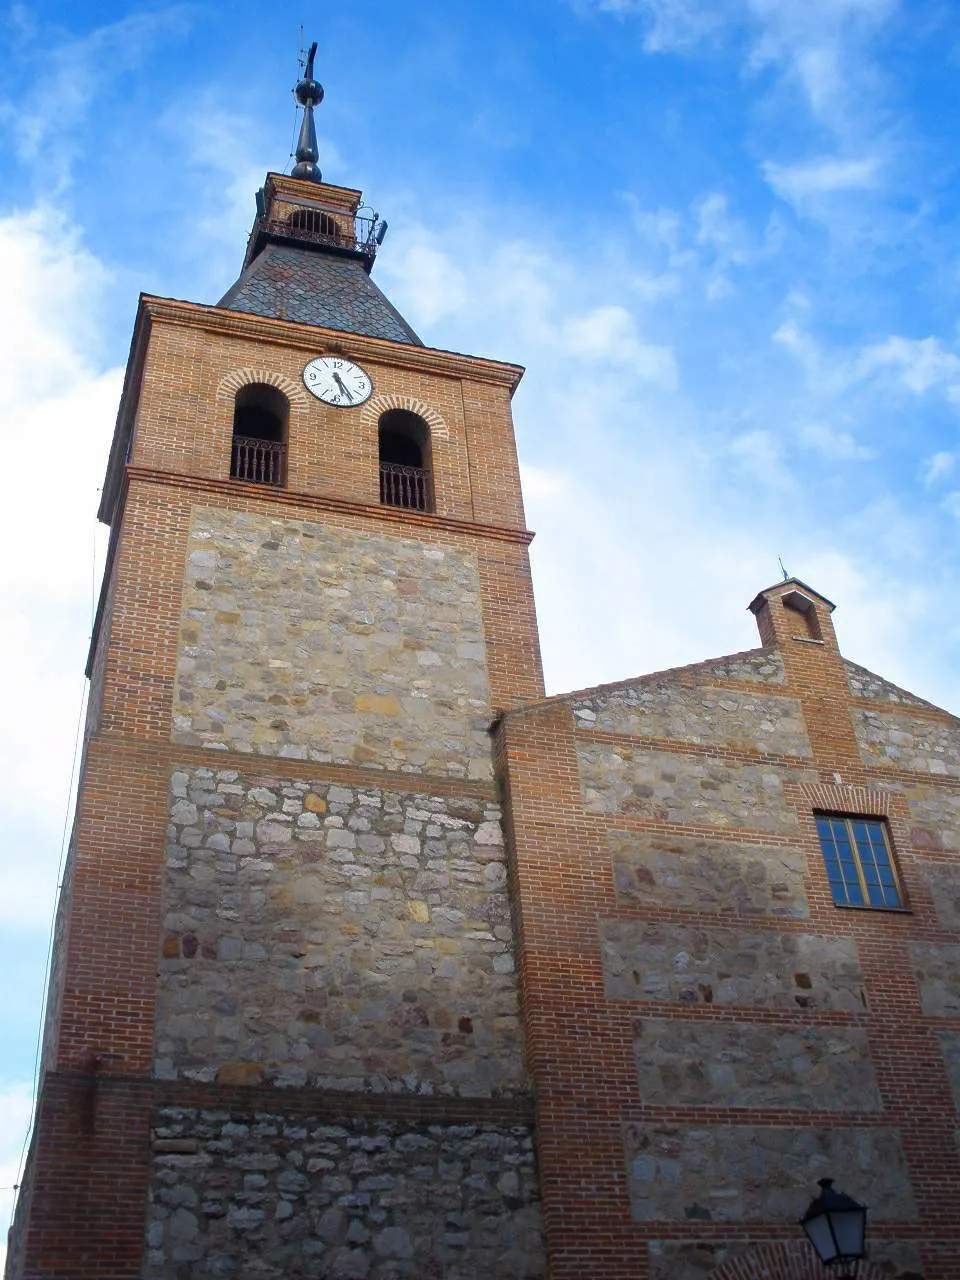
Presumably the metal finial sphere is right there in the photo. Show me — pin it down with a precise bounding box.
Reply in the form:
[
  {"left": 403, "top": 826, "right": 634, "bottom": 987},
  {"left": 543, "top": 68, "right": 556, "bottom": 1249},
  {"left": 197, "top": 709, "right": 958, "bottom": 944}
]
[{"left": 295, "top": 76, "right": 324, "bottom": 108}]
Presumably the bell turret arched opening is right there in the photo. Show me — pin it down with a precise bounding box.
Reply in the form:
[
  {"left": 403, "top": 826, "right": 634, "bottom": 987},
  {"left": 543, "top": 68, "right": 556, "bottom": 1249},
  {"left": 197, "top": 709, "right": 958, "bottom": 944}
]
[
  {"left": 378, "top": 408, "right": 432, "bottom": 512},
  {"left": 230, "top": 382, "right": 288, "bottom": 486}
]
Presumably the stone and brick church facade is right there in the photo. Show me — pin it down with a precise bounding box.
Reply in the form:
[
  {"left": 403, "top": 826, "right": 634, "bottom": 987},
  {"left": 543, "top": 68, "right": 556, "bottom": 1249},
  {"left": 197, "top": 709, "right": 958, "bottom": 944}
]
[{"left": 8, "top": 59, "right": 960, "bottom": 1280}]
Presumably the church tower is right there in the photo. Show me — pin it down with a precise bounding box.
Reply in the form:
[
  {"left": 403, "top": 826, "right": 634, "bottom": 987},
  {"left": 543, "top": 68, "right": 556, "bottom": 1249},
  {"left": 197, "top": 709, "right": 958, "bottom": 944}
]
[{"left": 8, "top": 46, "right": 547, "bottom": 1279}]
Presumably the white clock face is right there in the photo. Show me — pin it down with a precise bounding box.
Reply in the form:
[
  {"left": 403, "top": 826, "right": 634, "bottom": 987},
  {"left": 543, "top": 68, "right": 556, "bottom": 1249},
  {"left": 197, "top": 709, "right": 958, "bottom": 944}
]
[{"left": 303, "top": 356, "right": 373, "bottom": 407}]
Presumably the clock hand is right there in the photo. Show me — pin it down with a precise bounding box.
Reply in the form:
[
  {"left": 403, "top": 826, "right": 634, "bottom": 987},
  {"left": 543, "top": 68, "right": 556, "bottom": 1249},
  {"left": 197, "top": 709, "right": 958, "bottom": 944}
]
[{"left": 333, "top": 372, "right": 354, "bottom": 402}]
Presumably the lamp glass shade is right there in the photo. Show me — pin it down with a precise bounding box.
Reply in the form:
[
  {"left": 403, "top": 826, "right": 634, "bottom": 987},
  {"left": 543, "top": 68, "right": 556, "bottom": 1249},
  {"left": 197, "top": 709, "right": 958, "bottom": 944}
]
[
  {"left": 802, "top": 1213, "right": 840, "bottom": 1262},
  {"left": 800, "top": 1178, "right": 868, "bottom": 1265},
  {"left": 832, "top": 1208, "right": 867, "bottom": 1258}
]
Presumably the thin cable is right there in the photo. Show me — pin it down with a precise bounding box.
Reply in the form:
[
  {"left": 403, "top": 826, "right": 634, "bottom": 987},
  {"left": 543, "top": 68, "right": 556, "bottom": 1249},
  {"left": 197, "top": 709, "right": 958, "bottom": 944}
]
[{"left": 9, "top": 529, "right": 96, "bottom": 1226}]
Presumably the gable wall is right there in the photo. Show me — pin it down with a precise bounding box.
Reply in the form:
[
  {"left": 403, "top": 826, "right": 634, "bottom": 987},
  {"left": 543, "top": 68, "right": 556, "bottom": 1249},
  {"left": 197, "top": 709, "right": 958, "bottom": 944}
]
[{"left": 497, "top": 588, "right": 960, "bottom": 1279}]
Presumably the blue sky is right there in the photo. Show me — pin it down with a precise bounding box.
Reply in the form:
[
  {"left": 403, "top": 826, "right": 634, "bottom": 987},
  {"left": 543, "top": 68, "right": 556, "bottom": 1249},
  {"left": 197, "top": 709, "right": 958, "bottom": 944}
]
[{"left": 1, "top": 0, "right": 959, "bottom": 1251}]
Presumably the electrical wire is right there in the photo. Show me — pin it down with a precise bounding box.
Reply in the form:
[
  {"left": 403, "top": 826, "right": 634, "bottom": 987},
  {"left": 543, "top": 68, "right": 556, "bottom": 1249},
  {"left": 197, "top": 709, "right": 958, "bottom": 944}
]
[{"left": 8, "top": 526, "right": 96, "bottom": 1227}]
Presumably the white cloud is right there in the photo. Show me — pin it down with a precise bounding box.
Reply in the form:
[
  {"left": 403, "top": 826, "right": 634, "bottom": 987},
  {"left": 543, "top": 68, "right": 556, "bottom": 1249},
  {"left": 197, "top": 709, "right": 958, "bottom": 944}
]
[
  {"left": 561, "top": 305, "right": 678, "bottom": 384},
  {"left": 798, "top": 421, "right": 875, "bottom": 460},
  {"left": 0, "top": 7, "right": 195, "bottom": 188},
  {"left": 588, "top": 0, "right": 737, "bottom": 50},
  {"left": 730, "top": 428, "right": 793, "bottom": 487},
  {"left": 923, "top": 451, "right": 956, "bottom": 487},
  {"left": 857, "top": 336, "right": 960, "bottom": 400},
  {"left": 632, "top": 269, "right": 681, "bottom": 301},
  {"left": 765, "top": 155, "right": 881, "bottom": 208},
  {"left": 775, "top": 321, "right": 960, "bottom": 406},
  {"left": 580, "top": 0, "right": 899, "bottom": 158},
  {"left": 0, "top": 206, "right": 118, "bottom": 927}
]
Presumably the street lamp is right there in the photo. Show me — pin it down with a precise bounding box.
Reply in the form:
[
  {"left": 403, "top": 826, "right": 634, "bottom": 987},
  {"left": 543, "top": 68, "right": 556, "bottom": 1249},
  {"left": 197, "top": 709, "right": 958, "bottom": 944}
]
[{"left": 800, "top": 1177, "right": 868, "bottom": 1277}]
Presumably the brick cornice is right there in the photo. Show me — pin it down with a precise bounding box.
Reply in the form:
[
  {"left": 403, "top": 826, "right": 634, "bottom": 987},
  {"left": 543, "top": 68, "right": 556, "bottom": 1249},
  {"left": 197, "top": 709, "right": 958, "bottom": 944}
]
[
  {"left": 124, "top": 465, "right": 535, "bottom": 546},
  {"left": 42, "top": 1070, "right": 536, "bottom": 1127},
  {"left": 85, "top": 732, "right": 499, "bottom": 801},
  {"left": 139, "top": 294, "right": 525, "bottom": 391}
]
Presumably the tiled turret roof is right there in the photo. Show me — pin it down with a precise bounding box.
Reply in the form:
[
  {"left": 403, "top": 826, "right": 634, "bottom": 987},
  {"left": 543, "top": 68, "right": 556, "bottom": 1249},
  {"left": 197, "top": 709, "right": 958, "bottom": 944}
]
[{"left": 218, "top": 243, "right": 422, "bottom": 345}]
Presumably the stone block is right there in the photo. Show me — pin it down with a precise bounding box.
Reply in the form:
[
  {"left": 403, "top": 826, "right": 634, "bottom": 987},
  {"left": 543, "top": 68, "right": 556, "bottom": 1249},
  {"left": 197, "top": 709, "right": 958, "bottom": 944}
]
[
  {"left": 855, "top": 708, "right": 960, "bottom": 777},
  {"left": 913, "top": 941, "right": 960, "bottom": 1016},
  {"left": 172, "top": 508, "right": 493, "bottom": 780},
  {"left": 571, "top": 682, "right": 809, "bottom": 757},
  {"left": 923, "top": 862, "right": 960, "bottom": 930},
  {"left": 634, "top": 1018, "right": 880, "bottom": 1110},
  {"left": 624, "top": 1122, "right": 916, "bottom": 1222},
  {"left": 156, "top": 767, "right": 523, "bottom": 1095},
  {"left": 578, "top": 743, "right": 813, "bottom": 832},
  {"left": 937, "top": 1032, "right": 960, "bottom": 1112},
  {"left": 601, "top": 920, "right": 865, "bottom": 1012},
  {"left": 610, "top": 829, "right": 808, "bottom": 918},
  {"left": 143, "top": 1110, "right": 545, "bottom": 1278}
]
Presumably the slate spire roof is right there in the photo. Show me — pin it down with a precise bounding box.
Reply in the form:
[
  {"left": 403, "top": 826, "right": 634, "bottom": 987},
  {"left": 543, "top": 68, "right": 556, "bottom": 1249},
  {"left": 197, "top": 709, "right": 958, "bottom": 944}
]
[{"left": 217, "top": 245, "right": 422, "bottom": 345}]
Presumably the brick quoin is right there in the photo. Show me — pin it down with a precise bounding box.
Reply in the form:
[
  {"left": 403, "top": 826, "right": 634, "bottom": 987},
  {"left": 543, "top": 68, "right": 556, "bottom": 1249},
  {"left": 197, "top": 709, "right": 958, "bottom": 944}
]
[{"left": 9, "top": 90, "right": 960, "bottom": 1280}]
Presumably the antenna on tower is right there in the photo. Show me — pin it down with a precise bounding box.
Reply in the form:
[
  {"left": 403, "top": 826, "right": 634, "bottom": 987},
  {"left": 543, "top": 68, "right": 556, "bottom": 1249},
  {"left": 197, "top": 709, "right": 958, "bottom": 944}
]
[{"left": 778, "top": 556, "right": 790, "bottom": 582}]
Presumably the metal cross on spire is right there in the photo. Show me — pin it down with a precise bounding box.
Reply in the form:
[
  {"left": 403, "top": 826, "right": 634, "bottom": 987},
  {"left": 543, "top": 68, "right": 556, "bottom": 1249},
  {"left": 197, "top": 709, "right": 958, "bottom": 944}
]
[{"left": 291, "top": 41, "right": 324, "bottom": 182}]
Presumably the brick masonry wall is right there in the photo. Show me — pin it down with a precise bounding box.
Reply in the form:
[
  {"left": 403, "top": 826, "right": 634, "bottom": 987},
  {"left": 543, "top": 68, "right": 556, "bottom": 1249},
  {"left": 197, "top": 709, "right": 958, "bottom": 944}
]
[{"left": 495, "top": 580, "right": 960, "bottom": 1279}]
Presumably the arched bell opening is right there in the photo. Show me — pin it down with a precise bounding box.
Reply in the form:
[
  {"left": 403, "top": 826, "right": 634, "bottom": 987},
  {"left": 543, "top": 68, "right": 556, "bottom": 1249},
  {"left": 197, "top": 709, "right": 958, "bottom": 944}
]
[
  {"left": 378, "top": 409, "right": 433, "bottom": 512},
  {"left": 230, "top": 383, "right": 289, "bottom": 486},
  {"left": 287, "top": 208, "right": 340, "bottom": 241}
]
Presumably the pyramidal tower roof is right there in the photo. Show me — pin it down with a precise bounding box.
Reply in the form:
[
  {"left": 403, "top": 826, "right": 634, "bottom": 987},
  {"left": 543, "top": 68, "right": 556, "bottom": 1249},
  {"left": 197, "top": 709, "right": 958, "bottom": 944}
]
[{"left": 218, "top": 43, "right": 422, "bottom": 345}]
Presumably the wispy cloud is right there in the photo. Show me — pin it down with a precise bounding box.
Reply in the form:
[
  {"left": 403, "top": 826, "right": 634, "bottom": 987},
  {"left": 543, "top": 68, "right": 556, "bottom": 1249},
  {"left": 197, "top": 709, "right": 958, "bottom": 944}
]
[
  {"left": 798, "top": 421, "right": 876, "bottom": 460},
  {"left": 0, "top": 7, "right": 196, "bottom": 190},
  {"left": 765, "top": 155, "right": 882, "bottom": 210}
]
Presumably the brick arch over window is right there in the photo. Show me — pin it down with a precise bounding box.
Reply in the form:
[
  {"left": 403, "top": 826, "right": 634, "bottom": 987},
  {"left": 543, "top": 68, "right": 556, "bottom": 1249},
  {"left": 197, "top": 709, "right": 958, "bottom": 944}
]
[
  {"left": 359, "top": 393, "right": 450, "bottom": 441},
  {"left": 216, "top": 368, "right": 310, "bottom": 409},
  {"left": 706, "top": 1241, "right": 893, "bottom": 1279},
  {"left": 799, "top": 782, "right": 892, "bottom": 816}
]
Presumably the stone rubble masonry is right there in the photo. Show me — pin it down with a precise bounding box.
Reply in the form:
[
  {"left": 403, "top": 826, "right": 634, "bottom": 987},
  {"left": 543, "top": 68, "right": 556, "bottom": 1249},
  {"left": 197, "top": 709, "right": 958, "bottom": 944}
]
[
  {"left": 624, "top": 1122, "right": 916, "bottom": 1223},
  {"left": 854, "top": 706, "right": 960, "bottom": 776},
  {"left": 173, "top": 507, "right": 494, "bottom": 780},
  {"left": 609, "top": 828, "right": 809, "bottom": 918},
  {"left": 571, "top": 682, "right": 810, "bottom": 758},
  {"left": 938, "top": 1032, "right": 960, "bottom": 1113},
  {"left": 921, "top": 861, "right": 960, "bottom": 929},
  {"left": 158, "top": 766, "right": 523, "bottom": 1095},
  {"left": 844, "top": 660, "right": 940, "bottom": 710},
  {"left": 902, "top": 784, "right": 960, "bottom": 853},
  {"left": 601, "top": 920, "right": 866, "bottom": 1011},
  {"left": 633, "top": 1018, "right": 881, "bottom": 1110},
  {"left": 910, "top": 940, "right": 960, "bottom": 1015},
  {"left": 578, "top": 740, "right": 816, "bottom": 831},
  {"left": 144, "top": 1106, "right": 545, "bottom": 1279}
]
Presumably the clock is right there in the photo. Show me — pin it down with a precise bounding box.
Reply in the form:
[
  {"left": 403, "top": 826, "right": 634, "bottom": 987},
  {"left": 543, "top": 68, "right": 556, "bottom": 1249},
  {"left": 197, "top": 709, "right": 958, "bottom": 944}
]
[{"left": 302, "top": 355, "right": 373, "bottom": 407}]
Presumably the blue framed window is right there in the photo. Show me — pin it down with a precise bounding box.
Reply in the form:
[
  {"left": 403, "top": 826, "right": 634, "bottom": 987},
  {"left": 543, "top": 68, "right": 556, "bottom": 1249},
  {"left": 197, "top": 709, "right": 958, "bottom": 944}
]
[{"left": 815, "top": 814, "right": 904, "bottom": 910}]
